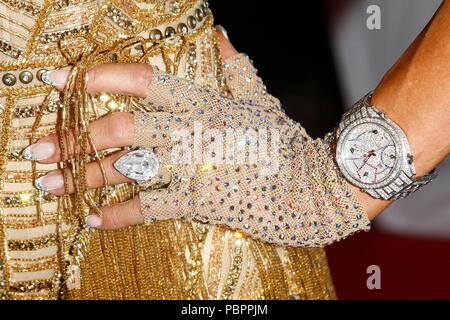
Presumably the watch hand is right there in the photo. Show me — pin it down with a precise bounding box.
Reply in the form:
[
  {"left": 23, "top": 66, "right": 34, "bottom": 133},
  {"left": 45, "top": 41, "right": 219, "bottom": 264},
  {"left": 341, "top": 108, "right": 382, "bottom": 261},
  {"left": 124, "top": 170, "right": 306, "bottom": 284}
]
[
  {"left": 358, "top": 155, "right": 370, "bottom": 171},
  {"left": 358, "top": 150, "right": 377, "bottom": 172},
  {"left": 353, "top": 145, "right": 369, "bottom": 153}
]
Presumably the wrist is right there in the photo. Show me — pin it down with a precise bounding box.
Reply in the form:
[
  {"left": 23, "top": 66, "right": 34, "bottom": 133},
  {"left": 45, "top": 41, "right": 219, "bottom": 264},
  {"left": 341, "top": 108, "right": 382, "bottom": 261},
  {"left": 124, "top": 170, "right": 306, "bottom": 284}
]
[
  {"left": 370, "top": 1, "right": 450, "bottom": 176},
  {"left": 372, "top": 85, "right": 448, "bottom": 178}
]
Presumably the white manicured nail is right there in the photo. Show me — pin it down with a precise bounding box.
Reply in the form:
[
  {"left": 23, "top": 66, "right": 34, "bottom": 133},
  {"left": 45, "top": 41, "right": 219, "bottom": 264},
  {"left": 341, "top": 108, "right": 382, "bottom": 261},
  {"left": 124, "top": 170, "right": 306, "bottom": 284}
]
[
  {"left": 22, "top": 142, "right": 56, "bottom": 161},
  {"left": 34, "top": 174, "right": 64, "bottom": 191},
  {"left": 85, "top": 215, "right": 103, "bottom": 228},
  {"left": 41, "top": 69, "right": 70, "bottom": 89},
  {"left": 216, "top": 25, "right": 229, "bottom": 40}
]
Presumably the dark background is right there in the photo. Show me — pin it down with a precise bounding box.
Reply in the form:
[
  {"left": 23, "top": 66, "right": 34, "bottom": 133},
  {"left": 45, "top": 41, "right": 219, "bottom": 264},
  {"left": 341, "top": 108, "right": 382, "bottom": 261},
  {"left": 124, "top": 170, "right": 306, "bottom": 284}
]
[
  {"left": 210, "top": 0, "right": 450, "bottom": 300},
  {"left": 211, "top": 1, "right": 342, "bottom": 139}
]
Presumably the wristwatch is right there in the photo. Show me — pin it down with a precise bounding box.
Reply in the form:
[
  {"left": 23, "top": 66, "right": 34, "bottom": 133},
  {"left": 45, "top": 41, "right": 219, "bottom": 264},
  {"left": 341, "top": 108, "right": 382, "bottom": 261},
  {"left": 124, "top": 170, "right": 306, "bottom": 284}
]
[{"left": 333, "top": 92, "right": 437, "bottom": 201}]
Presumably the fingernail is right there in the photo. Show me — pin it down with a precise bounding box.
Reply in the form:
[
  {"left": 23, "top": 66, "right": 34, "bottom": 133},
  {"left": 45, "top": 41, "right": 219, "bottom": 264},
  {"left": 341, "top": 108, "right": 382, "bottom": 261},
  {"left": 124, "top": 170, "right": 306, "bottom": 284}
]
[
  {"left": 216, "top": 25, "right": 229, "bottom": 40},
  {"left": 22, "top": 141, "right": 56, "bottom": 161},
  {"left": 41, "top": 69, "right": 70, "bottom": 89},
  {"left": 34, "top": 174, "right": 64, "bottom": 191},
  {"left": 85, "top": 215, "right": 103, "bottom": 228}
]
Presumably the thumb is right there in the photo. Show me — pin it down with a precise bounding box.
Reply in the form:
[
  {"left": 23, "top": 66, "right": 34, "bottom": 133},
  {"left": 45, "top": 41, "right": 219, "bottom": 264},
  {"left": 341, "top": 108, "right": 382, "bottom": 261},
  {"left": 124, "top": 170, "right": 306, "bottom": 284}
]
[{"left": 215, "top": 25, "right": 239, "bottom": 61}]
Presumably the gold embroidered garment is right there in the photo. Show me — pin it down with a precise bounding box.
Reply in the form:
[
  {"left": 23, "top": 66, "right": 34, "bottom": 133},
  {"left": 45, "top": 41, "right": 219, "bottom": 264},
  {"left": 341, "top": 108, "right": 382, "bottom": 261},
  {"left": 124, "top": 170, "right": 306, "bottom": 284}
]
[{"left": 0, "top": 0, "right": 337, "bottom": 300}]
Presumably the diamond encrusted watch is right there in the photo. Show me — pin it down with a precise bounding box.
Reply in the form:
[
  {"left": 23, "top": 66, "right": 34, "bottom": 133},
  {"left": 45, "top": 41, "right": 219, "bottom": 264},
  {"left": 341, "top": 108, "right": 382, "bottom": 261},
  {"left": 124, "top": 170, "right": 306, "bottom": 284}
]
[{"left": 333, "top": 92, "right": 437, "bottom": 200}]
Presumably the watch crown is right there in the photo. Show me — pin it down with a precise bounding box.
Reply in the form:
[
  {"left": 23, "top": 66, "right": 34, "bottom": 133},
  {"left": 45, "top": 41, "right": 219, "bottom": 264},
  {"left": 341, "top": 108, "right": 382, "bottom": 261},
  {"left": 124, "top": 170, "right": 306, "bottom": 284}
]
[{"left": 407, "top": 154, "right": 414, "bottom": 164}]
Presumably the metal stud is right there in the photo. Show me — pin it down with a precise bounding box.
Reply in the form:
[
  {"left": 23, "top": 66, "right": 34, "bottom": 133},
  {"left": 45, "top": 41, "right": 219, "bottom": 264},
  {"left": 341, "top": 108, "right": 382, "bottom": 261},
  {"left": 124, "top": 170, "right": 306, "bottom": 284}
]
[
  {"left": 149, "top": 29, "right": 163, "bottom": 41},
  {"left": 36, "top": 69, "right": 48, "bottom": 81},
  {"left": 19, "top": 71, "right": 33, "bottom": 84},
  {"left": 2, "top": 73, "right": 16, "bottom": 86},
  {"left": 164, "top": 26, "right": 176, "bottom": 38},
  {"left": 195, "top": 8, "right": 204, "bottom": 21},
  {"left": 187, "top": 15, "right": 197, "bottom": 29},
  {"left": 177, "top": 23, "right": 188, "bottom": 34},
  {"left": 201, "top": 6, "right": 207, "bottom": 16}
]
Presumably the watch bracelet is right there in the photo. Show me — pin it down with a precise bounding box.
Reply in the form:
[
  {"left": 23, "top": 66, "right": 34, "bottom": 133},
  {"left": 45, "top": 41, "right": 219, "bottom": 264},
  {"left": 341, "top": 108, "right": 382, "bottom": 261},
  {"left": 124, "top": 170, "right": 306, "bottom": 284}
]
[{"left": 332, "top": 91, "right": 437, "bottom": 200}]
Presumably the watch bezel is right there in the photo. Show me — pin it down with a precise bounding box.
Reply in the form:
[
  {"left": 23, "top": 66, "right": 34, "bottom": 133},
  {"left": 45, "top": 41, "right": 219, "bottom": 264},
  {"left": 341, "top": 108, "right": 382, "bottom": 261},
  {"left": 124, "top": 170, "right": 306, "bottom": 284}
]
[{"left": 336, "top": 116, "right": 408, "bottom": 190}]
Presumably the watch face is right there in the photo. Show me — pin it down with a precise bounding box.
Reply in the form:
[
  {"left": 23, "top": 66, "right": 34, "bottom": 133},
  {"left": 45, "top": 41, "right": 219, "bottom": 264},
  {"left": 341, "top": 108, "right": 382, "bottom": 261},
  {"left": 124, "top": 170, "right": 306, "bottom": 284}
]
[{"left": 338, "top": 121, "right": 400, "bottom": 187}]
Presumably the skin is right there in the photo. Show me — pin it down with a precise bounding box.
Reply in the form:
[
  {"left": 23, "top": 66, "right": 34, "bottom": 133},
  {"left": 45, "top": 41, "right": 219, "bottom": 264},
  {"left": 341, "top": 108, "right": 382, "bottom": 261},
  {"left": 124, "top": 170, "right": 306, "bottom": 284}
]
[
  {"left": 28, "top": 2, "right": 450, "bottom": 231},
  {"left": 353, "top": 0, "right": 450, "bottom": 219}
]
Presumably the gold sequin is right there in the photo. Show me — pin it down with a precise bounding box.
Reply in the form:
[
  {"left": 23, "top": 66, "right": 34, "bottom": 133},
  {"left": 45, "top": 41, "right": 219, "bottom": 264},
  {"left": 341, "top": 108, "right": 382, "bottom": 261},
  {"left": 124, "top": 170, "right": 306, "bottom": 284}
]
[{"left": 0, "top": 0, "right": 338, "bottom": 301}]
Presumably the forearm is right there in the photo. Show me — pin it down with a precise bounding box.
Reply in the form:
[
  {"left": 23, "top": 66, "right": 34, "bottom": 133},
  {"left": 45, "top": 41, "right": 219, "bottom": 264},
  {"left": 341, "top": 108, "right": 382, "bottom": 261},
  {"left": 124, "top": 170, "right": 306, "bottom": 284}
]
[{"left": 354, "top": 0, "right": 450, "bottom": 220}]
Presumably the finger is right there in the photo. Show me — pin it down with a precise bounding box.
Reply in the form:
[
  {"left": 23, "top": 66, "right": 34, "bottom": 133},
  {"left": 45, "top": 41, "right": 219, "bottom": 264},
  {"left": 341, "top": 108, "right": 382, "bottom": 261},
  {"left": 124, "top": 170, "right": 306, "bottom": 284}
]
[
  {"left": 23, "top": 110, "right": 189, "bottom": 164},
  {"left": 35, "top": 150, "right": 130, "bottom": 196},
  {"left": 85, "top": 196, "right": 144, "bottom": 230},
  {"left": 36, "top": 147, "right": 173, "bottom": 195},
  {"left": 215, "top": 26, "right": 271, "bottom": 106},
  {"left": 141, "top": 29, "right": 241, "bottom": 114},
  {"left": 43, "top": 63, "right": 153, "bottom": 98},
  {"left": 22, "top": 112, "right": 134, "bottom": 164},
  {"left": 45, "top": 30, "right": 237, "bottom": 95},
  {"left": 219, "top": 42, "right": 275, "bottom": 108},
  {"left": 139, "top": 188, "right": 186, "bottom": 223},
  {"left": 215, "top": 25, "right": 239, "bottom": 60},
  {"left": 85, "top": 186, "right": 185, "bottom": 230},
  {"left": 132, "top": 111, "right": 192, "bottom": 149}
]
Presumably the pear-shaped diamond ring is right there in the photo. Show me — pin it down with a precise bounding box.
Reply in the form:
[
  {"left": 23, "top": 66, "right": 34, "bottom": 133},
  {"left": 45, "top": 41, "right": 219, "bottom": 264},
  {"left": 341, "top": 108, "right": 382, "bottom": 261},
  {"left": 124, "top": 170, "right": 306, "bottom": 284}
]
[{"left": 114, "top": 148, "right": 160, "bottom": 184}]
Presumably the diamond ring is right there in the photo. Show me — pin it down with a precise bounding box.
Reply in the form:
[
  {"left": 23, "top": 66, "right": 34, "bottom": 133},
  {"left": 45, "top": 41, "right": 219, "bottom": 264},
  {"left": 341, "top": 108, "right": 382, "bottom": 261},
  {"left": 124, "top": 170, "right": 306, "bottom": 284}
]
[{"left": 114, "top": 148, "right": 160, "bottom": 184}]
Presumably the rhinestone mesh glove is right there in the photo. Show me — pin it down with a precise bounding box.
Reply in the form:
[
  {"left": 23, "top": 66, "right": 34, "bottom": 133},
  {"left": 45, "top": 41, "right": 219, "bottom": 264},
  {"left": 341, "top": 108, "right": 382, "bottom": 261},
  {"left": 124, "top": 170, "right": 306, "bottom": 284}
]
[{"left": 132, "top": 55, "right": 371, "bottom": 247}]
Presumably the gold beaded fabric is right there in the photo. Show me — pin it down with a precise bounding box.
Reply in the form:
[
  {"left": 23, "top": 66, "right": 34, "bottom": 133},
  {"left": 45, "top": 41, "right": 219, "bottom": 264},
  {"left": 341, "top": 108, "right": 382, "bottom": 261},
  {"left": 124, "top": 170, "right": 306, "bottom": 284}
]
[{"left": 0, "top": 0, "right": 337, "bottom": 300}]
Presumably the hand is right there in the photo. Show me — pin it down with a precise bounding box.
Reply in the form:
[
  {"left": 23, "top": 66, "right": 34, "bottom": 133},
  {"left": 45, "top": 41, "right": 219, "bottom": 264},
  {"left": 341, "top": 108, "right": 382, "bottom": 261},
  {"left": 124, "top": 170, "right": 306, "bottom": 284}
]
[
  {"left": 23, "top": 28, "right": 237, "bottom": 225},
  {"left": 20, "top": 28, "right": 369, "bottom": 248}
]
